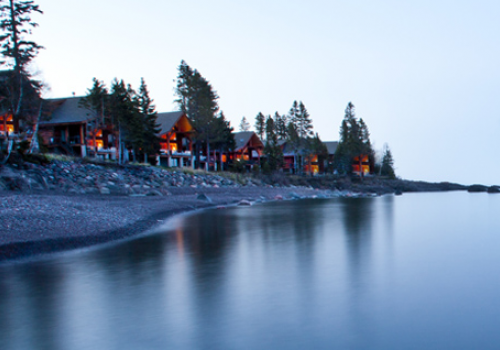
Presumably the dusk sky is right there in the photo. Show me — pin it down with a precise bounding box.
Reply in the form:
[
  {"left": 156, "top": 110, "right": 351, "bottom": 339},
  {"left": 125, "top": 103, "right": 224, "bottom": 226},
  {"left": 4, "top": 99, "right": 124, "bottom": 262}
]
[{"left": 30, "top": 0, "right": 500, "bottom": 185}]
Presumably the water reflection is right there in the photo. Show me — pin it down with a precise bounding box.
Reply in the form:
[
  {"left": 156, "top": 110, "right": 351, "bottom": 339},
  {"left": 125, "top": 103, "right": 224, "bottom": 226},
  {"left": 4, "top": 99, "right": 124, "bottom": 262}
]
[{"left": 2, "top": 194, "right": 500, "bottom": 349}]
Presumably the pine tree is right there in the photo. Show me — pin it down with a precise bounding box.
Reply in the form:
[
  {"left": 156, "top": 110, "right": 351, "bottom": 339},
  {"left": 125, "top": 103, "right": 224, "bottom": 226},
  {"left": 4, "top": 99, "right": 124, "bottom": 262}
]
[
  {"left": 80, "top": 78, "right": 108, "bottom": 156},
  {"left": 137, "top": 78, "right": 161, "bottom": 161},
  {"left": 211, "top": 111, "right": 235, "bottom": 171},
  {"left": 239, "top": 116, "right": 250, "bottom": 131},
  {"left": 0, "top": 0, "right": 43, "bottom": 131},
  {"left": 297, "top": 101, "right": 313, "bottom": 139},
  {"left": 108, "top": 79, "right": 143, "bottom": 162},
  {"left": 254, "top": 112, "right": 265, "bottom": 140},
  {"left": 273, "top": 111, "right": 287, "bottom": 140},
  {"left": 288, "top": 100, "right": 300, "bottom": 132},
  {"left": 381, "top": 145, "right": 396, "bottom": 179},
  {"left": 263, "top": 115, "right": 283, "bottom": 172},
  {"left": 174, "top": 60, "right": 219, "bottom": 169},
  {"left": 333, "top": 102, "right": 374, "bottom": 175}
]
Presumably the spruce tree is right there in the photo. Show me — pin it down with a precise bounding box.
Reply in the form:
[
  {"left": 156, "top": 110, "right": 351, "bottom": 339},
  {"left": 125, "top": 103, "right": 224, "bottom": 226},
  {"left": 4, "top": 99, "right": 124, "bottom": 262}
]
[
  {"left": 381, "top": 145, "right": 396, "bottom": 179},
  {"left": 239, "top": 116, "right": 250, "bottom": 131},
  {"left": 254, "top": 112, "right": 265, "bottom": 140},
  {"left": 0, "top": 0, "right": 43, "bottom": 131}
]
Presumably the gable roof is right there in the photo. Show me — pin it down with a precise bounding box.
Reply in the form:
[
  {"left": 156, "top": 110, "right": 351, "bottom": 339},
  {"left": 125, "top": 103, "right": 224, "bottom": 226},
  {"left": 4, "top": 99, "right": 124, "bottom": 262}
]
[
  {"left": 156, "top": 111, "right": 186, "bottom": 135},
  {"left": 323, "top": 141, "right": 339, "bottom": 155},
  {"left": 41, "top": 97, "right": 95, "bottom": 125},
  {"left": 233, "top": 131, "right": 263, "bottom": 152}
]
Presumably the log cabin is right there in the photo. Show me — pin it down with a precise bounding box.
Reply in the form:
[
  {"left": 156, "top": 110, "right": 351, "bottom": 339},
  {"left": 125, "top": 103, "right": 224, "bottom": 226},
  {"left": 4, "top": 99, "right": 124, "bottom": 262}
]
[
  {"left": 39, "top": 97, "right": 117, "bottom": 159},
  {"left": 156, "top": 111, "right": 194, "bottom": 168},
  {"left": 231, "top": 131, "right": 264, "bottom": 170}
]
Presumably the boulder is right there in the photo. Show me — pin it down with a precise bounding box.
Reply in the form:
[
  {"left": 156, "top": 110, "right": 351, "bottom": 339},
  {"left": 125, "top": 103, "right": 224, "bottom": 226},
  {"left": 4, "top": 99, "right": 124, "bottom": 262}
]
[{"left": 197, "top": 193, "right": 212, "bottom": 202}]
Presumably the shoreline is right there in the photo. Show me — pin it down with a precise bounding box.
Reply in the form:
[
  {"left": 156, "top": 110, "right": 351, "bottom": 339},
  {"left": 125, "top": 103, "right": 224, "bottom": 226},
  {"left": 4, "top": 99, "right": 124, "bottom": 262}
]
[
  {"left": 1, "top": 157, "right": 498, "bottom": 263},
  {"left": 0, "top": 187, "right": 331, "bottom": 263}
]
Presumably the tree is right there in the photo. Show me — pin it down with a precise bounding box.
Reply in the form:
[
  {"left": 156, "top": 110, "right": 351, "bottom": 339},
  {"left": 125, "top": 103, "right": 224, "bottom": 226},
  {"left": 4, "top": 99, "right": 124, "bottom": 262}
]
[
  {"left": 211, "top": 111, "right": 235, "bottom": 171},
  {"left": 174, "top": 60, "right": 220, "bottom": 169},
  {"left": 80, "top": 78, "right": 108, "bottom": 155},
  {"left": 136, "top": 78, "right": 161, "bottom": 161},
  {"left": 107, "top": 79, "right": 144, "bottom": 163},
  {"left": 0, "top": 0, "right": 43, "bottom": 131},
  {"left": 381, "top": 144, "right": 396, "bottom": 179},
  {"left": 296, "top": 101, "right": 313, "bottom": 139},
  {"left": 273, "top": 111, "right": 287, "bottom": 140},
  {"left": 262, "top": 115, "right": 283, "bottom": 173},
  {"left": 239, "top": 116, "right": 250, "bottom": 132},
  {"left": 254, "top": 112, "right": 265, "bottom": 139},
  {"left": 333, "top": 102, "right": 374, "bottom": 176}
]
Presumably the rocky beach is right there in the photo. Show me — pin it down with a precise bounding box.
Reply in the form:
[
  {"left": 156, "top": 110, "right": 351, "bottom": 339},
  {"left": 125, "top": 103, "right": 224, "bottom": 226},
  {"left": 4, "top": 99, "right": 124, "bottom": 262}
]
[{"left": 0, "top": 158, "right": 337, "bottom": 262}]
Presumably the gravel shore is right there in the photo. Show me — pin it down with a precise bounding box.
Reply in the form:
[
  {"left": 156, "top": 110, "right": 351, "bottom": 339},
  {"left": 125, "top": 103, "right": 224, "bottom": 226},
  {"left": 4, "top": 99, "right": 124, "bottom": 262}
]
[{"left": 0, "top": 186, "right": 327, "bottom": 262}]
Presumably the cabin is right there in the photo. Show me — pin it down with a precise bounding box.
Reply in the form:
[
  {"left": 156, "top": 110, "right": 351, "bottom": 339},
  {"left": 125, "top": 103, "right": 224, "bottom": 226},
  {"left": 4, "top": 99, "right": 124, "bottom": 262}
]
[
  {"left": 352, "top": 154, "right": 372, "bottom": 176},
  {"left": 39, "top": 97, "right": 117, "bottom": 159},
  {"left": 323, "top": 141, "right": 339, "bottom": 173},
  {"left": 156, "top": 111, "right": 194, "bottom": 168},
  {"left": 231, "top": 131, "right": 264, "bottom": 169},
  {"left": 0, "top": 111, "right": 14, "bottom": 138},
  {"left": 279, "top": 139, "right": 320, "bottom": 174}
]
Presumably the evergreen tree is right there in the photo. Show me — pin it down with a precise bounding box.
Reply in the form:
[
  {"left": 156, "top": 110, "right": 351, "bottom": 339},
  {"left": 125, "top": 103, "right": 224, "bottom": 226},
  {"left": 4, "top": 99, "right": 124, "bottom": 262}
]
[
  {"left": 273, "top": 111, "right": 287, "bottom": 140},
  {"left": 263, "top": 115, "right": 283, "bottom": 172},
  {"left": 296, "top": 101, "right": 313, "bottom": 139},
  {"left": 333, "top": 102, "right": 374, "bottom": 175},
  {"left": 210, "top": 111, "right": 235, "bottom": 171},
  {"left": 254, "top": 112, "right": 265, "bottom": 140},
  {"left": 137, "top": 78, "right": 161, "bottom": 161},
  {"left": 239, "top": 116, "right": 250, "bottom": 131},
  {"left": 288, "top": 100, "right": 300, "bottom": 131},
  {"left": 174, "top": 60, "right": 219, "bottom": 169},
  {"left": 381, "top": 144, "right": 396, "bottom": 179},
  {"left": 108, "top": 79, "right": 143, "bottom": 162},
  {"left": 80, "top": 78, "right": 108, "bottom": 155},
  {"left": 0, "top": 0, "right": 43, "bottom": 131}
]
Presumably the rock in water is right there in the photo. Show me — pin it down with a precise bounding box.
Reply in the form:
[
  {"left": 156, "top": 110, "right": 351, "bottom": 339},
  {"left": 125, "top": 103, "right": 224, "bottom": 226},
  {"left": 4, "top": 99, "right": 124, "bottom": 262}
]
[{"left": 197, "top": 193, "right": 212, "bottom": 202}]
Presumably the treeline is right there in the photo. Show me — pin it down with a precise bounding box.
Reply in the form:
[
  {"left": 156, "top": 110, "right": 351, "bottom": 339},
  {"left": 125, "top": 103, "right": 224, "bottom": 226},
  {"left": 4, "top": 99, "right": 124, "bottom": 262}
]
[
  {"left": 333, "top": 102, "right": 395, "bottom": 178},
  {"left": 79, "top": 78, "right": 160, "bottom": 162},
  {"left": 174, "top": 60, "right": 234, "bottom": 169},
  {"left": 243, "top": 101, "right": 327, "bottom": 174}
]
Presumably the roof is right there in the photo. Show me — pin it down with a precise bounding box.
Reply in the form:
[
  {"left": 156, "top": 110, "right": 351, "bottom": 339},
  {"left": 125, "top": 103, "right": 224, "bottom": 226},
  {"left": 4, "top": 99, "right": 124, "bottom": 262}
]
[
  {"left": 41, "top": 97, "right": 95, "bottom": 125},
  {"left": 323, "top": 141, "right": 339, "bottom": 155},
  {"left": 233, "top": 131, "right": 264, "bottom": 151},
  {"left": 156, "top": 111, "right": 185, "bottom": 135}
]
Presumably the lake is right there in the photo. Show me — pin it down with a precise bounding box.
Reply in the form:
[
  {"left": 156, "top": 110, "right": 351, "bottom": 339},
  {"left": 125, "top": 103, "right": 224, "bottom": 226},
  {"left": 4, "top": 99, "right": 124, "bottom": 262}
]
[{"left": 1, "top": 192, "right": 500, "bottom": 349}]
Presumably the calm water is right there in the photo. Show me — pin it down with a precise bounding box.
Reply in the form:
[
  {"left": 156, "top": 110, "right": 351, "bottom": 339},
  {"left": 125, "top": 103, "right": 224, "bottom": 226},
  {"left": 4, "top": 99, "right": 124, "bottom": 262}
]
[{"left": 1, "top": 192, "right": 500, "bottom": 349}]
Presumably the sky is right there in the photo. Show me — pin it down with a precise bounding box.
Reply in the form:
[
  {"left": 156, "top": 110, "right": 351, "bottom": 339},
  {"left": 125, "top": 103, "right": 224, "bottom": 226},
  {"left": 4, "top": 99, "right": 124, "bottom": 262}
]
[{"left": 25, "top": 0, "right": 500, "bottom": 185}]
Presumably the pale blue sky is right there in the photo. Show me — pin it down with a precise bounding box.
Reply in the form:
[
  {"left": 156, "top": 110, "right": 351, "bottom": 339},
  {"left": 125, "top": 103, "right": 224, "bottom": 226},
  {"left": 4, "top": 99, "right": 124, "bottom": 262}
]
[{"left": 29, "top": 0, "right": 500, "bottom": 185}]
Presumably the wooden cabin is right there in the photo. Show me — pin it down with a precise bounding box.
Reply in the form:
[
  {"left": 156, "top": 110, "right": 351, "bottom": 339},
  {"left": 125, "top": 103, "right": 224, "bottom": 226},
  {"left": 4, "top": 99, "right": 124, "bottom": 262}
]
[
  {"left": 231, "top": 131, "right": 263, "bottom": 169},
  {"left": 39, "top": 97, "right": 116, "bottom": 159},
  {"left": 156, "top": 111, "right": 194, "bottom": 168}
]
